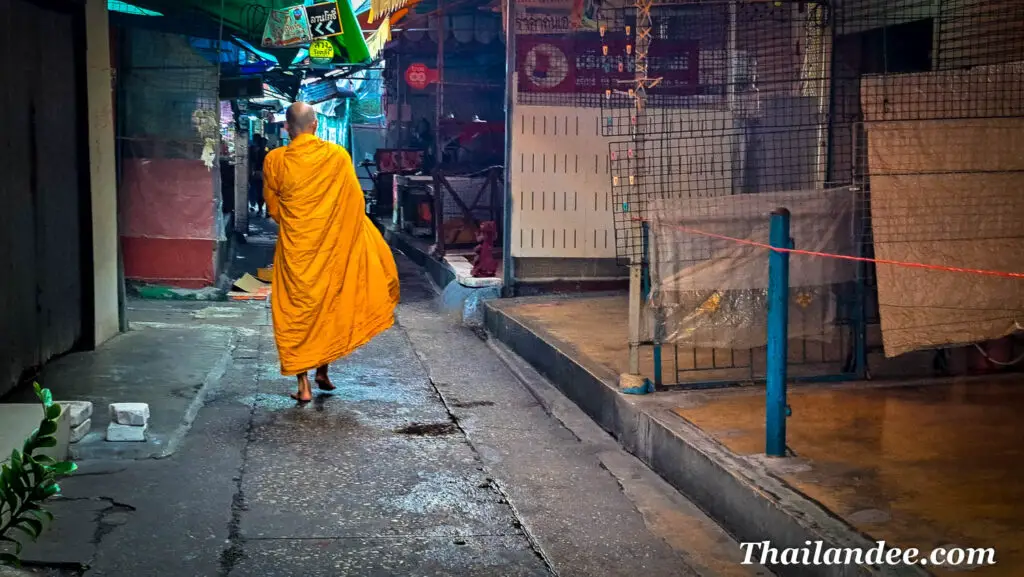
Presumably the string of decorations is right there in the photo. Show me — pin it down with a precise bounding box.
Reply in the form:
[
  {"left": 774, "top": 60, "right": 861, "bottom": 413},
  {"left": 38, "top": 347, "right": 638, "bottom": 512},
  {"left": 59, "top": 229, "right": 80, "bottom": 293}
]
[{"left": 600, "top": 0, "right": 661, "bottom": 212}]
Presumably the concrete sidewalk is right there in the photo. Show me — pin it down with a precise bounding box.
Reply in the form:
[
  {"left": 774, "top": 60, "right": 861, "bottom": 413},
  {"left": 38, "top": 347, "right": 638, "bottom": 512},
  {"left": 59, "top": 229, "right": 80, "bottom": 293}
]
[
  {"left": 1, "top": 214, "right": 281, "bottom": 460},
  {"left": 2, "top": 300, "right": 257, "bottom": 460},
  {"left": 486, "top": 295, "right": 1022, "bottom": 577}
]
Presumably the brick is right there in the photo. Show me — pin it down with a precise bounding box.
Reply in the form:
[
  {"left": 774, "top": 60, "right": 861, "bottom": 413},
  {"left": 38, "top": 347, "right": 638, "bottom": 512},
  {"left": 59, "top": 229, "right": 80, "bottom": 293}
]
[
  {"left": 57, "top": 401, "right": 93, "bottom": 428},
  {"left": 69, "top": 418, "right": 91, "bottom": 443},
  {"left": 108, "top": 403, "right": 150, "bottom": 427},
  {"left": 106, "top": 422, "right": 147, "bottom": 442}
]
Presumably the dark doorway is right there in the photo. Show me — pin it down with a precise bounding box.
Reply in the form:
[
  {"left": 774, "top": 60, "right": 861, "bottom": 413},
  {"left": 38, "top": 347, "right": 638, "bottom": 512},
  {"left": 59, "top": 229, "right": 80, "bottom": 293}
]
[
  {"left": 856, "top": 18, "right": 935, "bottom": 75},
  {"left": 0, "top": 0, "right": 91, "bottom": 395},
  {"left": 827, "top": 17, "right": 936, "bottom": 332},
  {"left": 829, "top": 18, "right": 935, "bottom": 184}
]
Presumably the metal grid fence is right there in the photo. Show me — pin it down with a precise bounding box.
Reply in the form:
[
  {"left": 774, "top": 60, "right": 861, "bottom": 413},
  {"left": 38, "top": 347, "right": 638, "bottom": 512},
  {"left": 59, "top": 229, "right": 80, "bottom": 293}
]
[
  {"left": 511, "top": 0, "right": 1024, "bottom": 387},
  {"left": 842, "top": 1, "right": 1024, "bottom": 376},
  {"left": 613, "top": 0, "right": 1024, "bottom": 387},
  {"left": 605, "top": 1, "right": 831, "bottom": 266}
]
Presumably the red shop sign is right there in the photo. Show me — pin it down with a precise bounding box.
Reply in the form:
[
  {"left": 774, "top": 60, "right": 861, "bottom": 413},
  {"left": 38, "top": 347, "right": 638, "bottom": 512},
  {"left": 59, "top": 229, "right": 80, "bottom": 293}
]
[
  {"left": 404, "top": 63, "right": 439, "bottom": 90},
  {"left": 517, "top": 33, "right": 699, "bottom": 95}
]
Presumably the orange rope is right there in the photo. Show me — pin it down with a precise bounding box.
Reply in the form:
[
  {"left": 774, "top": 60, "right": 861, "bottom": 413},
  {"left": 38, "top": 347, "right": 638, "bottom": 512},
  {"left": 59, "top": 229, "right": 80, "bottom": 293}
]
[{"left": 636, "top": 217, "right": 1024, "bottom": 280}]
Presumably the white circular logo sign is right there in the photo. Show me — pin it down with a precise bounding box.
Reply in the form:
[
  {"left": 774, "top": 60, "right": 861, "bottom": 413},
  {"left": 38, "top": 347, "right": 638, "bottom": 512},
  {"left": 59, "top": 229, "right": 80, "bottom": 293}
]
[{"left": 523, "top": 43, "right": 569, "bottom": 90}]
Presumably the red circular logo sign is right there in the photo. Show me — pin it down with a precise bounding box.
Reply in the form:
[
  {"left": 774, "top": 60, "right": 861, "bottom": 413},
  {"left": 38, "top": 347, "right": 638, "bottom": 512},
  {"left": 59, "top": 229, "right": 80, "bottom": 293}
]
[{"left": 405, "top": 63, "right": 430, "bottom": 90}]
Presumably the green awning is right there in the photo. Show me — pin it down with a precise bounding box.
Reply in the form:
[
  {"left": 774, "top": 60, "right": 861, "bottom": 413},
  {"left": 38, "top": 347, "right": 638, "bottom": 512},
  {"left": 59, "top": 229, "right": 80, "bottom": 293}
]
[{"left": 125, "top": 0, "right": 371, "bottom": 64}]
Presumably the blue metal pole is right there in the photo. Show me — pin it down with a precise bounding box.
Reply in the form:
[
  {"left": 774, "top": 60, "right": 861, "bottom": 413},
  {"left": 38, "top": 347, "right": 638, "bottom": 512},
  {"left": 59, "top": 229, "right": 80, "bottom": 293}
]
[
  {"left": 766, "top": 208, "right": 791, "bottom": 457},
  {"left": 854, "top": 263, "right": 868, "bottom": 378},
  {"left": 641, "top": 222, "right": 663, "bottom": 387},
  {"left": 653, "top": 337, "right": 663, "bottom": 387}
]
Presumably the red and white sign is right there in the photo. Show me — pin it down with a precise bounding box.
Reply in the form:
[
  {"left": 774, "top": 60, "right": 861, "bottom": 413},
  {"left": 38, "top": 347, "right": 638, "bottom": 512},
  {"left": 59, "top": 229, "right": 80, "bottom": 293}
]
[
  {"left": 404, "top": 63, "right": 439, "bottom": 90},
  {"left": 516, "top": 34, "right": 699, "bottom": 95}
]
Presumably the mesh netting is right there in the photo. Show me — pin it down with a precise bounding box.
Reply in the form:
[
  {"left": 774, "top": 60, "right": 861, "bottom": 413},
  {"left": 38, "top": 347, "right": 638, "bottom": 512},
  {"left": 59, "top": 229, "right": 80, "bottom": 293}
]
[
  {"left": 648, "top": 186, "right": 856, "bottom": 350},
  {"left": 119, "top": 29, "right": 222, "bottom": 242}
]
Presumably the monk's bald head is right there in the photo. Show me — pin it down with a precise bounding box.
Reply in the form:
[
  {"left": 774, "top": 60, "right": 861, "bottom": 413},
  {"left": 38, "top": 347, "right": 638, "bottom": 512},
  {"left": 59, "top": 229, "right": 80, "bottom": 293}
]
[{"left": 286, "top": 102, "right": 317, "bottom": 139}]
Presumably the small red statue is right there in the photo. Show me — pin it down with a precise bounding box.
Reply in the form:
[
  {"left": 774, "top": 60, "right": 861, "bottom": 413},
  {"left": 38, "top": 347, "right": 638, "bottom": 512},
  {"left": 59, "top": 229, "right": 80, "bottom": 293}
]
[{"left": 472, "top": 221, "right": 498, "bottom": 278}]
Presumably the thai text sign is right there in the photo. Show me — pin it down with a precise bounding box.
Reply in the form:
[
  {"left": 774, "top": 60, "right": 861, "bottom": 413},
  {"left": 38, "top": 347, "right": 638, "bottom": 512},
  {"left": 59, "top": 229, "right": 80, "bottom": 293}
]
[
  {"left": 309, "top": 39, "right": 335, "bottom": 65},
  {"left": 517, "top": 34, "right": 699, "bottom": 95},
  {"left": 306, "top": 1, "right": 343, "bottom": 39},
  {"left": 515, "top": 1, "right": 597, "bottom": 34},
  {"left": 516, "top": 10, "right": 573, "bottom": 34}
]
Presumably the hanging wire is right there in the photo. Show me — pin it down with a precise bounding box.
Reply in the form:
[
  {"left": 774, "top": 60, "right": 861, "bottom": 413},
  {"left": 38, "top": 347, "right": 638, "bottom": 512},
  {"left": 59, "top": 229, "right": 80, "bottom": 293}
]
[{"left": 242, "top": 4, "right": 269, "bottom": 39}]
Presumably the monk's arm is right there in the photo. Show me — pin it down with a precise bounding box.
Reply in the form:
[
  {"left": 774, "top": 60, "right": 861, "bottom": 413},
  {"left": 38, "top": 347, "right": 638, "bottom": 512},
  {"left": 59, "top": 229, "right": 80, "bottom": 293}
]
[{"left": 263, "top": 156, "right": 281, "bottom": 221}]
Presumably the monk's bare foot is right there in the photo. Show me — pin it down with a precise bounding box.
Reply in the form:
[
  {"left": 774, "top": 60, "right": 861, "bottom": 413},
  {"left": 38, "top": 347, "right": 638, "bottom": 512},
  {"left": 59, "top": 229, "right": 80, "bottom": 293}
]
[
  {"left": 315, "top": 365, "right": 335, "bottom": 391},
  {"left": 314, "top": 377, "right": 335, "bottom": 391},
  {"left": 291, "top": 374, "right": 313, "bottom": 403}
]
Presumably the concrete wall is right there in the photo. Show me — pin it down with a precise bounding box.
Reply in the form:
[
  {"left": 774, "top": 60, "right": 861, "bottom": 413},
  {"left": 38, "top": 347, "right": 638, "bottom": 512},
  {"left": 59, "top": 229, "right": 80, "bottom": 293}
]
[{"left": 86, "top": 0, "right": 120, "bottom": 345}]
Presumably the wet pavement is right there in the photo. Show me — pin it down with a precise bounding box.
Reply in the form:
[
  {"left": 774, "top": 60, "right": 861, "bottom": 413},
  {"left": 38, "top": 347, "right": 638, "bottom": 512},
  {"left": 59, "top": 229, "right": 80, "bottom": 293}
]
[
  {"left": 675, "top": 380, "right": 1024, "bottom": 577},
  {"left": 6, "top": 242, "right": 764, "bottom": 577}
]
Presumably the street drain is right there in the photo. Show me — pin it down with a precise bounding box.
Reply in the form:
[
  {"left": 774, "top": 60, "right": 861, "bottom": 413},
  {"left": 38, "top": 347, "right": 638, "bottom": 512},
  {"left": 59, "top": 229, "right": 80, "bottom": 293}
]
[{"left": 395, "top": 422, "right": 458, "bottom": 436}]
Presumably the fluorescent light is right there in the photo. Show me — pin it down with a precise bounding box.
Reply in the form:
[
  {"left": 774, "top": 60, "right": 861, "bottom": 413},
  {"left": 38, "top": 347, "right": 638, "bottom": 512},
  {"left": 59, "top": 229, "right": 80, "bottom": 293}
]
[{"left": 108, "top": 1, "right": 162, "bottom": 16}]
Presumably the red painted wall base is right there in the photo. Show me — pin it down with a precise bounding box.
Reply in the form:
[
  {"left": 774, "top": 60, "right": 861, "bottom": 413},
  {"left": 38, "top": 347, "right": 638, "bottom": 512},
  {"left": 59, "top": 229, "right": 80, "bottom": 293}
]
[{"left": 122, "top": 236, "right": 215, "bottom": 289}]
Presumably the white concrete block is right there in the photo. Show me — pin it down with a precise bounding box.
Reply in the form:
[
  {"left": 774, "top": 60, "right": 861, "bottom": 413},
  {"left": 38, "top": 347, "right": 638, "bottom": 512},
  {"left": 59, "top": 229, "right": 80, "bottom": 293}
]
[
  {"left": 69, "top": 418, "right": 91, "bottom": 443},
  {"left": 57, "top": 401, "right": 93, "bottom": 428},
  {"left": 443, "top": 256, "right": 503, "bottom": 288},
  {"left": 108, "top": 403, "right": 150, "bottom": 427},
  {"left": 106, "top": 422, "right": 147, "bottom": 442}
]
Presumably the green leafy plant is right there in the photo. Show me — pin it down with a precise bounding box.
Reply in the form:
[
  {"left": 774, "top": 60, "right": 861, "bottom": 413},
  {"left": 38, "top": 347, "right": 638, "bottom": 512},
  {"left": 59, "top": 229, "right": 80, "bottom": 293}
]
[{"left": 0, "top": 383, "right": 78, "bottom": 567}]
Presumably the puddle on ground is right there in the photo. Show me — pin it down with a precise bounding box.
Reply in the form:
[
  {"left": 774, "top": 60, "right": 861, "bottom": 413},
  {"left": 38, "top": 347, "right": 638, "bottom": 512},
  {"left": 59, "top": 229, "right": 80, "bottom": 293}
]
[
  {"left": 257, "top": 365, "right": 429, "bottom": 405},
  {"left": 276, "top": 409, "right": 361, "bottom": 429},
  {"left": 395, "top": 422, "right": 459, "bottom": 436},
  {"left": 260, "top": 400, "right": 363, "bottom": 430},
  {"left": 237, "top": 393, "right": 304, "bottom": 411},
  {"left": 386, "top": 472, "right": 489, "bottom": 517}
]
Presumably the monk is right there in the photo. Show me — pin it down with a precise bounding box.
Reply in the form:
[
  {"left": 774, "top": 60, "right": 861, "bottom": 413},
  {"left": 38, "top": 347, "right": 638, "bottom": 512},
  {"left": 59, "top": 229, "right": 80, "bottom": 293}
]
[{"left": 263, "top": 102, "right": 400, "bottom": 403}]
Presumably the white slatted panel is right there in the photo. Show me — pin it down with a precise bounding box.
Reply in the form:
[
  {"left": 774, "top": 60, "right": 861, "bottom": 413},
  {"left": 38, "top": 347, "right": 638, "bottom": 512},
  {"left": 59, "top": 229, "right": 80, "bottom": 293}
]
[
  {"left": 511, "top": 105, "right": 616, "bottom": 258},
  {"left": 511, "top": 104, "right": 740, "bottom": 259}
]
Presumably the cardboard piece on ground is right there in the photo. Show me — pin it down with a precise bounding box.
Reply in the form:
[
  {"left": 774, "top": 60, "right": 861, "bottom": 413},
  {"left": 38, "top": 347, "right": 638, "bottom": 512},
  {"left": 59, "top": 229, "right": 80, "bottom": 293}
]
[
  {"left": 230, "top": 273, "right": 271, "bottom": 301},
  {"left": 233, "top": 273, "right": 266, "bottom": 293}
]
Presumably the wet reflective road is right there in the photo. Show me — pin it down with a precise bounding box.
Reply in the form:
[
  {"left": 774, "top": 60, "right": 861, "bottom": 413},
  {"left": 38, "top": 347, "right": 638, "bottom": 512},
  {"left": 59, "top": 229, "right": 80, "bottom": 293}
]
[{"left": 17, "top": 252, "right": 755, "bottom": 577}]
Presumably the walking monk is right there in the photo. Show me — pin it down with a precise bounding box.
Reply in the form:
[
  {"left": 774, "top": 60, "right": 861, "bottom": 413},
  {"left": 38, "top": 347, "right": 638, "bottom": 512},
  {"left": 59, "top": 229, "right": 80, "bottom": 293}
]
[{"left": 263, "top": 102, "right": 400, "bottom": 403}]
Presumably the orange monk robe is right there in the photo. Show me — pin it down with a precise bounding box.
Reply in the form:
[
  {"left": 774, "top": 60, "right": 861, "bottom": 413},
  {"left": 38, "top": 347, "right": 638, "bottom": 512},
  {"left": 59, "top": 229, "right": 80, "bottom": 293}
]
[{"left": 263, "top": 133, "right": 400, "bottom": 376}]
